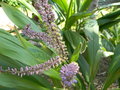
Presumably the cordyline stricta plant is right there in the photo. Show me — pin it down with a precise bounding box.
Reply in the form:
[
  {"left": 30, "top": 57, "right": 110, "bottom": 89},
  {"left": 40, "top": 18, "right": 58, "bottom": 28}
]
[{"left": 0, "top": 0, "right": 79, "bottom": 87}]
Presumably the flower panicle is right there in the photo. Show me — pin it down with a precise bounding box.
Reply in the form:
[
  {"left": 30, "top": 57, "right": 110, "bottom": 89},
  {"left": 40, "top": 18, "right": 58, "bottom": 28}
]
[
  {"left": 23, "top": 25, "right": 56, "bottom": 49},
  {"left": 6, "top": 56, "right": 61, "bottom": 77},
  {"left": 34, "top": 0, "right": 69, "bottom": 61},
  {"left": 60, "top": 62, "right": 79, "bottom": 87}
]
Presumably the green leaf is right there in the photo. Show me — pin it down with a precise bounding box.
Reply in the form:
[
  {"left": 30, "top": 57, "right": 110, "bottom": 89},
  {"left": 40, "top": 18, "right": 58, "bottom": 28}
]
[
  {"left": 0, "top": 73, "right": 48, "bottom": 90},
  {"left": 78, "top": 55, "right": 90, "bottom": 83},
  {"left": 65, "top": 0, "right": 74, "bottom": 29},
  {"left": 65, "top": 11, "right": 94, "bottom": 29},
  {"left": 18, "top": 0, "right": 42, "bottom": 21},
  {"left": 103, "top": 45, "right": 120, "bottom": 89},
  {"left": 14, "top": 31, "right": 51, "bottom": 62},
  {"left": 52, "top": 0, "right": 68, "bottom": 13},
  {"left": 0, "top": 29, "right": 56, "bottom": 89},
  {"left": 98, "top": 9, "right": 120, "bottom": 25},
  {"left": 44, "top": 69, "right": 61, "bottom": 80},
  {"left": 84, "top": 19, "right": 101, "bottom": 82},
  {"left": 80, "top": 0, "right": 93, "bottom": 12},
  {"left": 99, "top": 19, "right": 120, "bottom": 30},
  {"left": 64, "top": 30, "right": 86, "bottom": 49},
  {"left": 76, "top": 74, "right": 87, "bottom": 90},
  {"left": 0, "top": 29, "right": 38, "bottom": 66},
  {"left": 84, "top": 19, "right": 99, "bottom": 40},
  {"left": 70, "top": 44, "right": 82, "bottom": 62},
  {"left": 0, "top": 3, "right": 41, "bottom": 32},
  {"left": 97, "top": 9, "right": 120, "bottom": 30},
  {"left": 0, "top": 54, "right": 23, "bottom": 68},
  {"left": 102, "top": 39, "right": 115, "bottom": 52}
]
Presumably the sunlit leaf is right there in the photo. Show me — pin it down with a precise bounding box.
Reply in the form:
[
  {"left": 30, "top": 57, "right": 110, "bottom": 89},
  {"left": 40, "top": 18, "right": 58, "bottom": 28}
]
[{"left": 0, "top": 3, "right": 41, "bottom": 32}]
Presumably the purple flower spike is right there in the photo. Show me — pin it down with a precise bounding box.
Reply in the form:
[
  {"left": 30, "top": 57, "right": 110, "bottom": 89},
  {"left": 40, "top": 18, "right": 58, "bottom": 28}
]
[
  {"left": 60, "top": 62, "right": 79, "bottom": 87},
  {"left": 23, "top": 25, "right": 57, "bottom": 49},
  {"left": 9, "top": 56, "right": 61, "bottom": 77},
  {"left": 34, "top": 0, "right": 68, "bottom": 61}
]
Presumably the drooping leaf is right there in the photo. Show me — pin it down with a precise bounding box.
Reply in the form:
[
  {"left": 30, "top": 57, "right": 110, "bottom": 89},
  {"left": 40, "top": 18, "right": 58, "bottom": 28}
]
[
  {"left": 84, "top": 19, "right": 101, "bottom": 82},
  {"left": 100, "top": 19, "right": 120, "bottom": 30},
  {"left": 0, "top": 30, "right": 38, "bottom": 66},
  {"left": 0, "top": 3, "right": 41, "bottom": 32},
  {"left": 97, "top": 9, "right": 120, "bottom": 30}
]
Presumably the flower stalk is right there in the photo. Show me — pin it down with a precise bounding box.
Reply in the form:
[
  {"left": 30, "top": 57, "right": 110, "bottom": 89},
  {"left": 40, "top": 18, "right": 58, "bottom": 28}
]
[{"left": 1, "top": 56, "right": 61, "bottom": 77}]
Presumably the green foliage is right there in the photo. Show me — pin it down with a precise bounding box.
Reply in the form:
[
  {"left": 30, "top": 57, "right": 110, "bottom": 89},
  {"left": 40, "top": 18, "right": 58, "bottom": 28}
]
[
  {"left": 98, "top": 9, "right": 120, "bottom": 30},
  {"left": 0, "top": 0, "right": 120, "bottom": 90},
  {"left": 0, "top": 29, "right": 38, "bottom": 66},
  {"left": 0, "top": 3, "right": 41, "bottom": 32},
  {"left": 0, "top": 73, "right": 48, "bottom": 90},
  {"left": 103, "top": 45, "right": 120, "bottom": 90},
  {"left": 18, "top": 0, "right": 42, "bottom": 21}
]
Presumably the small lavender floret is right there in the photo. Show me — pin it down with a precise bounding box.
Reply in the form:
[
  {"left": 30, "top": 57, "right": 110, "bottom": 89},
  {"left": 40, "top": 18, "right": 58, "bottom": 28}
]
[{"left": 60, "top": 62, "right": 79, "bottom": 87}]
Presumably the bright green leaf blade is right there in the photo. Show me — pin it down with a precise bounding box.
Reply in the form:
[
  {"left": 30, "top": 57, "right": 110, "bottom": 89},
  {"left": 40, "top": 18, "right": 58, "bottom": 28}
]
[
  {"left": 0, "top": 54, "right": 24, "bottom": 68},
  {"left": 0, "top": 73, "right": 48, "bottom": 90},
  {"left": 52, "top": 0, "right": 68, "bottom": 13},
  {"left": 65, "top": 11, "right": 94, "bottom": 29},
  {"left": 70, "top": 44, "right": 82, "bottom": 62},
  {"left": 0, "top": 29, "right": 38, "bottom": 65}
]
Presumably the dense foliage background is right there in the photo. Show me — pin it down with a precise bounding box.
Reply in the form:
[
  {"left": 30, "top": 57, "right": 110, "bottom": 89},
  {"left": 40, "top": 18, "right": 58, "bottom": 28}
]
[{"left": 0, "top": 0, "right": 120, "bottom": 90}]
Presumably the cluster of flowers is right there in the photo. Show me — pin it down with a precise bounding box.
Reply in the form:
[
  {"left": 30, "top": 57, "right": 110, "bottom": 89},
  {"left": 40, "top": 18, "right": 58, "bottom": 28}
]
[
  {"left": 0, "top": 0, "right": 80, "bottom": 87},
  {"left": 60, "top": 62, "right": 79, "bottom": 87}
]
